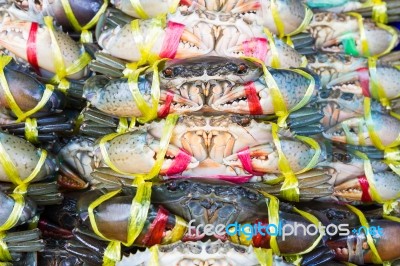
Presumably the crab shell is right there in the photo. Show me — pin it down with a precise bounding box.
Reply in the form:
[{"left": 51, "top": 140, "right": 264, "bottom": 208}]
[{"left": 0, "top": 19, "right": 89, "bottom": 79}]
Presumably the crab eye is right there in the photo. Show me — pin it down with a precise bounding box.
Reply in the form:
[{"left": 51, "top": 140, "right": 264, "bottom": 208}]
[
  {"left": 237, "top": 63, "right": 248, "bottom": 74},
  {"left": 341, "top": 93, "right": 354, "bottom": 101},
  {"left": 163, "top": 68, "right": 174, "bottom": 78},
  {"left": 173, "top": 66, "right": 184, "bottom": 76},
  {"left": 167, "top": 181, "right": 177, "bottom": 191}
]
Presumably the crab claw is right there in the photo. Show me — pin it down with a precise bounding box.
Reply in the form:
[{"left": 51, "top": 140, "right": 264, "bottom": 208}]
[
  {"left": 0, "top": 19, "right": 88, "bottom": 79},
  {"left": 223, "top": 140, "right": 321, "bottom": 174},
  {"left": 94, "top": 131, "right": 198, "bottom": 177},
  {"left": 327, "top": 67, "right": 400, "bottom": 101},
  {"left": 334, "top": 171, "right": 400, "bottom": 202},
  {"left": 326, "top": 220, "right": 400, "bottom": 264},
  {"left": 323, "top": 112, "right": 400, "bottom": 146}
]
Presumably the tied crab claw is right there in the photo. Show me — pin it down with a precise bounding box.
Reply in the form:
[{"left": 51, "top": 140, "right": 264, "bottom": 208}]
[
  {"left": 334, "top": 171, "right": 400, "bottom": 203},
  {"left": 0, "top": 131, "right": 58, "bottom": 183},
  {"left": 296, "top": 12, "right": 400, "bottom": 57},
  {"left": 95, "top": 9, "right": 214, "bottom": 63},
  {"left": 10, "top": 0, "right": 107, "bottom": 32},
  {"left": 0, "top": 57, "right": 66, "bottom": 124},
  {"left": 326, "top": 220, "right": 400, "bottom": 264},
  {"left": 323, "top": 111, "right": 400, "bottom": 147},
  {"left": 0, "top": 18, "right": 90, "bottom": 80}
]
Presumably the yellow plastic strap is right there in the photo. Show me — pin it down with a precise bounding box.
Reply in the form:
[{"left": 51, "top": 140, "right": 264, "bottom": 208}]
[
  {"left": 270, "top": 0, "right": 284, "bottom": 38},
  {"left": 88, "top": 189, "right": 122, "bottom": 241},
  {"left": 44, "top": 17, "right": 91, "bottom": 84},
  {"left": 372, "top": 2, "right": 388, "bottom": 24},
  {"left": 375, "top": 23, "right": 399, "bottom": 57},
  {"left": 130, "top": 16, "right": 166, "bottom": 67},
  {"left": 271, "top": 123, "right": 299, "bottom": 201},
  {"left": 263, "top": 28, "right": 281, "bottom": 68},
  {"left": 161, "top": 215, "right": 187, "bottom": 244},
  {"left": 89, "top": 182, "right": 152, "bottom": 265},
  {"left": 364, "top": 97, "right": 400, "bottom": 149},
  {"left": 270, "top": 1, "right": 312, "bottom": 38},
  {"left": 0, "top": 233, "right": 11, "bottom": 261},
  {"left": 103, "top": 241, "right": 121, "bottom": 266},
  {"left": 383, "top": 214, "right": 400, "bottom": 222},
  {"left": 149, "top": 245, "right": 160, "bottom": 266},
  {"left": 60, "top": 0, "right": 108, "bottom": 32},
  {"left": 128, "top": 59, "right": 166, "bottom": 123},
  {"left": 98, "top": 114, "right": 178, "bottom": 180},
  {"left": 117, "top": 118, "right": 129, "bottom": 133},
  {"left": 347, "top": 12, "right": 370, "bottom": 56},
  {"left": 24, "top": 118, "right": 38, "bottom": 144},
  {"left": 0, "top": 193, "right": 24, "bottom": 231},
  {"left": 295, "top": 136, "right": 322, "bottom": 174},
  {"left": 125, "top": 181, "right": 152, "bottom": 246},
  {"left": 0, "top": 139, "right": 47, "bottom": 194},
  {"left": 368, "top": 57, "right": 390, "bottom": 107},
  {"left": 169, "top": 0, "right": 181, "bottom": 13},
  {"left": 346, "top": 204, "right": 383, "bottom": 264},
  {"left": 130, "top": 0, "right": 149, "bottom": 19},
  {"left": 0, "top": 56, "right": 55, "bottom": 122},
  {"left": 259, "top": 191, "right": 281, "bottom": 255},
  {"left": 254, "top": 248, "right": 273, "bottom": 266},
  {"left": 58, "top": 79, "right": 70, "bottom": 95},
  {"left": 287, "top": 207, "right": 323, "bottom": 256},
  {"left": 286, "top": 69, "right": 316, "bottom": 113}
]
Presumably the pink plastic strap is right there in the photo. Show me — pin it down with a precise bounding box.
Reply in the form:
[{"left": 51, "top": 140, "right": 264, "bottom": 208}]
[
  {"left": 157, "top": 91, "right": 174, "bottom": 118},
  {"left": 237, "top": 146, "right": 264, "bottom": 175},
  {"left": 358, "top": 175, "right": 372, "bottom": 202},
  {"left": 159, "top": 21, "right": 185, "bottom": 59},
  {"left": 216, "top": 175, "right": 253, "bottom": 183},
  {"left": 164, "top": 148, "right": 192, "bottom": 175},
  {"left": 242, "top": 38, "right": 268, "bottom": 62},
  {"left": 357, "top": 68, "right": 371, "bottom": 97},
  {"left": 244, "top": 82, "right": 263, "bottom": 115}
]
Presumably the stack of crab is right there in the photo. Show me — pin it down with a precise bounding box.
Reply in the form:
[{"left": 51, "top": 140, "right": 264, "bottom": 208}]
[{"left": 0, "top": 0, "right": 399, "bottom": 265}]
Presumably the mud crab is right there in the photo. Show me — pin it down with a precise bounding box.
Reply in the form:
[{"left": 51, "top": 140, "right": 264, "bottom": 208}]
[
  {"left": 110, "top": 0, "right": 313, "bottom": 37},
  {"left": 59, "top": 115, "right": 326, "bottom": 184},
  {"left": 84, "top": 56, "right": 318, "bottom": 120},
  {"left": 94, "top": 9, "right": 305, "bottom": 69}
]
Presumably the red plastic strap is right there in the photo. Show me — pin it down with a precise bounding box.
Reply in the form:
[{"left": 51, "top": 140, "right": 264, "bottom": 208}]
[
  {"left": 164, "top": 148, "right": 192, "bottom": 175},
  {"left": 142, "top": 206, "right": 169, "bottom": 246},
  {"left": 358, "top": 175, "right": 372, "bottom": 202},
  {"left": 157, "top": 92, "right": 174, "bottom": 118},
  {"left": 252, "top": 218, "right": 271, "bottom": 248},
  {"left": 244, "top": 82, "right": 263, "bottom": 115},
  {"left": 159, "top": 21, "right": 185, "bottom": 59},
  {"left": 242, "top": 38, "right": 268, "bottom": 62},
  {"left": 357, "top": 68, "right": 371, "bottom": 97},
  {"left": 27, "top": 22, "right": 40, "bottom": 74},
  {"left": 237, "top": 146, "right": 264, "bottom": 175}
]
